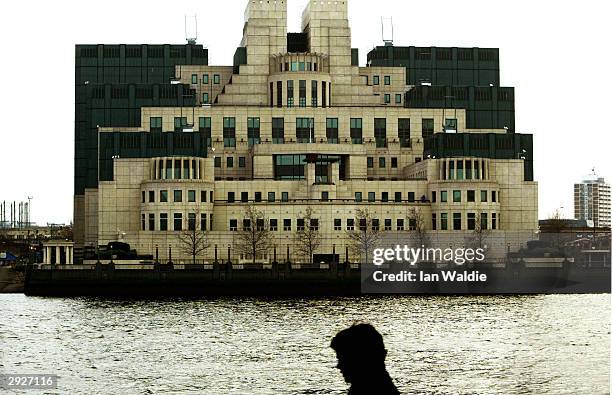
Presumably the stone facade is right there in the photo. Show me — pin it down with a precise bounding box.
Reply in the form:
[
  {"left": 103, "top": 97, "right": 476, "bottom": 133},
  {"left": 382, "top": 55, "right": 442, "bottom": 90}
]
[{"left": 81, "top": 0, "right": 538, "bottom": 264}]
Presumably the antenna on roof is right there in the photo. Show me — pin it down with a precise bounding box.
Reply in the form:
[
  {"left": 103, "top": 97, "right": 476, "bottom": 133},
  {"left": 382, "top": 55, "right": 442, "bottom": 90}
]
[
  {"left": 381, "top": 17, "right": 394, "bottom": 46},
  {"left": 185, "top": 14, "right": 198, "bottom": 44}
]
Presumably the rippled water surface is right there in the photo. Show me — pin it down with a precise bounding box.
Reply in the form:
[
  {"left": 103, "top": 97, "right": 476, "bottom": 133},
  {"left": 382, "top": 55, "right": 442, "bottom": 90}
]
[{"left": 0, "top": 294, "right": 609, "bottom": 394}]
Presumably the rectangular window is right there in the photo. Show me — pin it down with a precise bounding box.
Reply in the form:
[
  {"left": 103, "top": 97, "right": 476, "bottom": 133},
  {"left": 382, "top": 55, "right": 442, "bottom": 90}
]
[
  {"left": 202, "top": 92, "right": 209, "bottom": 104},
  {"left": 379, "top": 157, "right": 386, "bottom": 168},
  {"left": 391, "top": 158, "right": 398, "bottom": 168},
  {"left": 239, "top": 157, "right": 246, "bottom": 168},
  {"left": 384, "top": 94, "right": 390, "bottom": 104},
  {"left": 142, "top": 191, "right": 146, "bottom": 203},
  {"left": 311, "top": 80, "right": 318, "bottom": 107},
  {"left": 408, "top": 192, "right": 415, "bottom": 202},
  {"left": 441, "top": 191, "right": 448, "bottom": 203},
  {"left": 310, "top": 219, "right": 319, "bottom": 231},
  {"left": 270, "top": 219, "right": 278, "bottom": 231},
  {"left": 432, "top": 191, "right": 436, "bottom": 203},
  {"left": 492, "top": 213, "right": 497, "bottom": 230},
  {"left": 384, "top": 76, "right": 391, "bottom": 85},
  {"left": 227, "top": 192, "right": 235, "bottom": 203},
  {"left": 253, "top": 192, "right": 261, "bottom": 203},
  {"left": 347, "top": 218, "right": 355, "bottom": 231},
  {"left": 188, "top": 190, "right": 196, "bottom": 202},
  {"left": 281, "top": 192, "right": 289, "bottom": 202},
  {"left": 373, "top": 75, "right": 380, "bottom": 85},
  {"left": 453, "top": 213, "right": 462, "bottom": 230},
  {"left": 398, "top": 118, "right": 411, "bottom": 148},
  {"left": 355, "top": 192, "right": 362, "bottom": 202},
  {"left": 174, "top": 190, "right": 182, "bottom": 202},
  {"left": 287, "top": 80, "right": 294, "bottom": 107},
  {"left": 223, "top": 117, "right": 236, "bottom": 147},
  {"left": 299, "top": 80, "right": 307, "bottom": 107},
  {"left": 368, "top": 192, "right": 375, "bottom": 202},
  {"left": 149, "top": 214, "right": 155, "bottom": 231},
  {"left": 467, "top": 190, "right": 475, "bottom": 202},
  {"left": 243, "top": 219, "right": 251, "bottom": 231},
  {"left": 334, "top": 219, "right": 342, "bottom": 231},
  {"left": 214, "top": 157, "right": 221, "bottom": 168},
  {"left": 350, "top": 118, "right": 363, "bottom": 144},
  {"left": 230, "top": 219, "right": 238, "bottom": 231},
  {"left": 394, "top": 192, "right": 402, "bottom": 202},
  {"left": 457, "top": 161, "right": 464, "bottom": 180},
  {"left": 160, "top": 190, "right": 168, "bottom": 203},
  {"left": 441, "top": 213, "right": 448, "bottom": 230},
  {"left": 199, "top": 117, "right": 211, "bottom": 147},
  {"left": 374, "top": 118, "right": 387, "bottom": 148},
  {"left": 247, "top": 117, "right": 261, "bottom": 146},
  {"left": 201, "top": 190, "right": 207, "bottom": 202},
  {"left": 321, "top": 191, "right": 329, "bottom": 201},
  {"left": 422, "top": 118, "right": 434, "bottom": 139},
  {"left": 226, "top": 157, "right": 233, "bottom": 168},
  {"left": 297, "top": 219, "right": 305, "bottom": 231},
  {"left": 150, "top": 117, "right": 162, "bottom": 132},
  {"left": 174, "top": 213, "right": 183, "bottom": 231},
  {"left": 296, "top": 118, "right": 314, "bottom": 143},
  {"left": 202, "top": 74, "right": 209, "bottom": 84},
  {"left": 326, "top": 118, "right": 339, "bottom": 144},
  {"left": 174, "top": 117, "right": 187, "bottom": 132},
  {"left": 432, "top": 213, "right": 437, "bottom": 230},
  {"left": 141, "top": 214, "right": 145, "bottom": 231},
  {"left": 466, "top": 160, "right": 472, "bottom": 179},
  {"left": 213, "top": 74, "right": 220, "bottom": 84},
  {"left": 160, "top": 213, "right": 168, "bottom": 231},
  {"left": 210, "top": 191, "right": 213, "bottom": 202},
  {"left": 188, "top": 213, "right": 196, "bottom": 231},
  {"left": 381, "top": 192, "right": 388, "bottom": 202},
  {"left": 367, "top": 157, "right": 374, "bottom": 168},
  {"left": 449, "top": 161, "right": 455, "bottom": 180},
  {"left": 481, "top": 213, "right": 488, "bottom": 230},
  {"left": 372, "top": 219, "right": 380, "bottom": 231},
  {"left": 467, "top": 213, "right": 476, "bottom": 230},
  {"left": 272, "top": 118, "right": 285, "bottom": 144},
  {"left": 241, "top": 192, "right": 248, "bottom": 203},
  {"left": 492, "top": 191, "right": 497, "bottom": 202},
  {"left": 384, "top": 219, "right": 392, "bottom": 231},
  {"left": 191, "top": 74, "right": 198, "bottom": 84},
  {"left": 397, "top": 218, "right": 405, "bottom": 231},
  {"left": 395, "top": 94, "right": 402, "bottom": 104},
  {"left": 201, "top": 213, "right": 207, "bottom": 231},
  {"left": 322, "top": 81, "right": 327, "bottom": 108},
  {"left": 277, "top": 80, "right": 282, "bottom": 107},
  {"left": 268, "top": 192, "right": 276, "bottom": 202},
  {"left": 481, "top": 190, "right": 488, "bottom": 202},
  {"left": 283, "top": 219, "right": 291, "bottom": 231},
  {"left": 453, "top": 190, "right": 461, "bottom": 203}
]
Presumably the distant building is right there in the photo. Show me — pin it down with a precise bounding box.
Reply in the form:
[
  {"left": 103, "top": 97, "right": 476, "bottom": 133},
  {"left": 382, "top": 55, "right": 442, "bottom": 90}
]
[{"left": 574, "top": 173, "right": 610, "bottom": 228}]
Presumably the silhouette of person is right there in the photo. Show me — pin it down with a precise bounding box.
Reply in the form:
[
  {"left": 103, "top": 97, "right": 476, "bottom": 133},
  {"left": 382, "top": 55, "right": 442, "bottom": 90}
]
[{"left": 331, "top": 323, "right": 400, "bottom": 395}]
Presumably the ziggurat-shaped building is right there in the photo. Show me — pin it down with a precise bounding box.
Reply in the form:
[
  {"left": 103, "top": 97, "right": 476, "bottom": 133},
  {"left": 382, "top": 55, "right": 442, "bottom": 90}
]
[{"left": 73, "top": 0, "right": 537, "bottom": 264}]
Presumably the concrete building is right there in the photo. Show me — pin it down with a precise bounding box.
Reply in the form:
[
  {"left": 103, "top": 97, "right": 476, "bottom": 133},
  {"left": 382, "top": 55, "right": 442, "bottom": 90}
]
[
  {"left": 574, "top": 173, "right": 610, "bottom": 228},
  {"left": 73, "top": 0, "right": 538, "bottom": 264}
]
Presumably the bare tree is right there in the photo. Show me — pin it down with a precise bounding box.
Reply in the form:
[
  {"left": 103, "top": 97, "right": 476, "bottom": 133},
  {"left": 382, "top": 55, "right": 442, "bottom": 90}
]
[
  {"left": 408, "top": 207, "right": 430, "bottom": 248},
  {"left": 465, "top": 213, "right": 491, "bottom": 251},
  {"left": 346, "top": 208, "right": 381, "bottom": 264},
  {"left": 236, "top": 204, "right": 274, "bottom": 265},
  {"left": 177, "top": 210, "right": 211, "bottom": 265},
  {"left": 294, "top": 206, "right": 321, "bottom": 264}
]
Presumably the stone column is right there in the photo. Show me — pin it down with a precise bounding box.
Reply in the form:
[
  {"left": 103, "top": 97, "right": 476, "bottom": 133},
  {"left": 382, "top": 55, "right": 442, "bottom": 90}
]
[
  {"left": 162, "top": 158, "right": 166, "bottom": 180},
  {"left": 43, "top": 247, "right": 47, "bottom": 264},
  {"left": 55, "top": 246, "right": 61, "bottom": 265}
]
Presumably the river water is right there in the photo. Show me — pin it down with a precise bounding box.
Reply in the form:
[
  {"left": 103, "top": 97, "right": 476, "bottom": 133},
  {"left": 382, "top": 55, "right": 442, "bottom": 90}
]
[{"left": 0, "top": 294, "right": 609, "bottom": 394}]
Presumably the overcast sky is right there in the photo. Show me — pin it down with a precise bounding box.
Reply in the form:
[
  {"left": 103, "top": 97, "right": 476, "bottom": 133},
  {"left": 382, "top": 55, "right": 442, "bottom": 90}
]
[{"left": 0, "top": 0, "right": 610, "bottom": 225}]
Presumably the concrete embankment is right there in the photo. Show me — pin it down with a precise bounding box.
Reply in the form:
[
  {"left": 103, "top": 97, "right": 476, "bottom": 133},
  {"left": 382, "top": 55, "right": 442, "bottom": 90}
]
[{"left": 0, "top": 267, "right": 25, "bottom": 293}]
